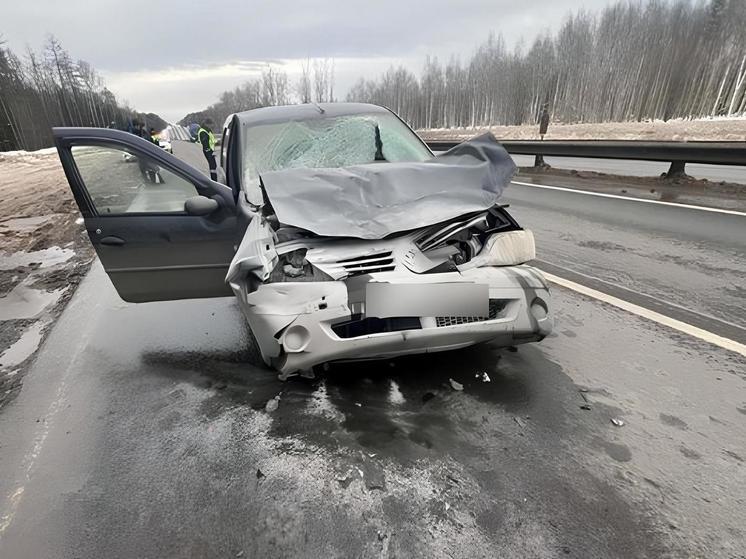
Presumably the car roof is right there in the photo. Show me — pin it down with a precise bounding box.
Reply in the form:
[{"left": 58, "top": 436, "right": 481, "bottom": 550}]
[{"left": 233, "top": 102, "right": 390, "bottom": 127}]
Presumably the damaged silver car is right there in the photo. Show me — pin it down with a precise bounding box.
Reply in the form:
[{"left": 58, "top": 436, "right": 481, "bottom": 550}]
[{"left": 54, "top": 103, "right": 551, "bottom": 376}]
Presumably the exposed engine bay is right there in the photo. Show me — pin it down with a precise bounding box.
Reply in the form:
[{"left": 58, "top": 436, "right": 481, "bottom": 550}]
[{"left": 266, "top": 204, "right": 536, "bottom": 284}]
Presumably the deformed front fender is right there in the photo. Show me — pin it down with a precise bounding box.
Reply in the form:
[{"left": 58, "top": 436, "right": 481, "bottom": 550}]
[
  {"left": 226, "top": 215, "right": 278, "bottom": 287},
  {"left": 241, "top": 282, "right": 350, "bottom": 363}
]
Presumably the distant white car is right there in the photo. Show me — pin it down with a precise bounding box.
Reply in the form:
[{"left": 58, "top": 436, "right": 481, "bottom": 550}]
[
  {"left": 122, "top": 135, "right": 171, "bottom": 160},
  {"left": 158, "top": 139, "right": 173, "bottom": 154}
]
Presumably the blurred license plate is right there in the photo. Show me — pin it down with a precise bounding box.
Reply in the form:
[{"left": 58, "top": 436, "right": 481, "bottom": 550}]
[{"left": 366, "top": 283, "right": 488, "bottom": 318}]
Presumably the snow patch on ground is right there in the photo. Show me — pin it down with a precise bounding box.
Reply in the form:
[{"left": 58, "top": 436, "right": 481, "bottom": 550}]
[
  {"left": 0, "top": 321, "right": 49, "bottom": 370},
  {"left": 0, "top": 215, "right": 57, "bottom": 233},
  {"left": 0, "top": 247, "right": 76, "bottom": 271},
  {"left": 0, "top": 152, "right": 94, "bottom": 410},
  {"left": 0, "top": 147, "right": 58, "bottom": 160},
  {"left": 0, "top": 281, "right": 68, "bottom": 321},
  {"left": 692, "top": 114, "right": 746, "bottom": 122},
  {"left": 420, "top": 118, "right": 746, "bottom": 142}
]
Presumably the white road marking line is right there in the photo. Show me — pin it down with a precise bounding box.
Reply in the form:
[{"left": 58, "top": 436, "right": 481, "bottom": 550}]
[
  {"left": 0, "top": 322, "right": 91, "bottom": 539},
  {"left": 536, "top": 259, "right": 746, "bottom": 332},
  {"left": 511, "top": 180, "right": 746, "bottom": 217},
  {"left": 0, "top": 373, "right": 70, "bottom": 539},
  {"left": 543, "top": 271, "right": 746, "bottom": 358}
]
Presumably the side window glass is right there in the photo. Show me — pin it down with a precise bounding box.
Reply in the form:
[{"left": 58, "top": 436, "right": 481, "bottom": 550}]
[{"left": 71, "top": 145, "right": 199, "bottom": 214}]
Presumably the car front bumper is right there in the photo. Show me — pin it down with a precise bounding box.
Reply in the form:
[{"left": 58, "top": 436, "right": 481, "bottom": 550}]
[{"left": 231, "top": 265, "right": 552, "bottom": 374}]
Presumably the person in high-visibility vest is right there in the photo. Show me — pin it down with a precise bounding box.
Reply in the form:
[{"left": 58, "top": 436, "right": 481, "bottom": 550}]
[{"left": 197, "top": 118, "right": 218, "bottom": 181}]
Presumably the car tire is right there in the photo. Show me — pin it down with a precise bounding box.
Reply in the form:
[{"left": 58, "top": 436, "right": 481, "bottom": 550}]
[{"left": 245, "top": 324, "right": 267, "bottom": 368}]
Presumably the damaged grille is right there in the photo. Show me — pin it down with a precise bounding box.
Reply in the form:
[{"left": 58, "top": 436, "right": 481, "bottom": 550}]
[
  {"left": 336, "top": 251, "right": 395, "bottom": 276},
  {"left": 435, "top": 299, "right": 508, "bottom": 328},
  {"left": 332, "top": 315, "right": 421, "bottom": 338}
]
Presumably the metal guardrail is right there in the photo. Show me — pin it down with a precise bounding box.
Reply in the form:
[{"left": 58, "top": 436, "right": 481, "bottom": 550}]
[{"left": 424, "top": 139, "right": 746, "bottom": 176}]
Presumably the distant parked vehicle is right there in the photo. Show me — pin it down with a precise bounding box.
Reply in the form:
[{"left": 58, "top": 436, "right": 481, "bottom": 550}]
[{"left": 157, "top": 139, "right": 173, "bottom": 154}]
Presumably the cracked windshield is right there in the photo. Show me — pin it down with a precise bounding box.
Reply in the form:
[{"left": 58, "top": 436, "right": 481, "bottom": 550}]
[{"left": 243, "top": 113, "right": 432, "bottom": 183}]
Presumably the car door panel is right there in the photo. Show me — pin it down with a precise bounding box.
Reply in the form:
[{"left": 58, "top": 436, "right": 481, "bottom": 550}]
[
  {"left": 53, "top": 127, "right": 239, "bottom": 303},
  {"left": 85, "top": 214, "right": 236, "bottom": 302}
]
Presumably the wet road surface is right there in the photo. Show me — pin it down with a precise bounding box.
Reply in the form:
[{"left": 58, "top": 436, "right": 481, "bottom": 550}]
[
  {"left": 0, "top": 141, "right": 745, "bottom": 558},
  {"left": 502, "top": 182, "right": 746, "bottom": 336},
  {"left": 0, "top": 263, "right": 743, "bottom": 558}
]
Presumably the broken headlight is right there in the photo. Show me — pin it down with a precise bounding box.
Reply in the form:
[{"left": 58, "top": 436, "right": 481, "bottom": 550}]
[{"left": 269, "top": 249, "right": 334, "bottom": 282}]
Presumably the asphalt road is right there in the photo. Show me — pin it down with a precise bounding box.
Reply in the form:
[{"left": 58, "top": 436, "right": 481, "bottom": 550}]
[
  {"left": 0, "top": 143, "right": 745, "bottom": 558},
  {"left": 502, "top": 181, "right": 746, "bottom": 339}
]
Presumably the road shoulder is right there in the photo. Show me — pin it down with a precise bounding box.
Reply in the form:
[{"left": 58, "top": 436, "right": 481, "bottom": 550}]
[{"left": 515, "top": 167, "right": 746, "bottom": 213}]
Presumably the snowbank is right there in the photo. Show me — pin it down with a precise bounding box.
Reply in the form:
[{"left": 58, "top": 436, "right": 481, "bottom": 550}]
[
  {"left": 420, "top": 118, "right": 746, "bottom": 142},
  {"left": 0, "top": 147, "right": 58, "bottom": 161}
]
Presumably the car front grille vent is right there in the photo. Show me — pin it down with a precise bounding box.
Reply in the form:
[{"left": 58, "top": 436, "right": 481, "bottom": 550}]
[
  {"left": 337, "top": 251, "right": 395, "bottom": 276},
  {"left": 435, "top": 299, "right": 508, "bottom": 327}
]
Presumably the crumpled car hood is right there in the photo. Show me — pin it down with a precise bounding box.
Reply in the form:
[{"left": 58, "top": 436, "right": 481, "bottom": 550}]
[{"left": 258, "top": 133, "right": 516, "bottom": 239}]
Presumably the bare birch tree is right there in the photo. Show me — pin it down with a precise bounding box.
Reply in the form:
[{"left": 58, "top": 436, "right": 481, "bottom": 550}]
[{"left": 346, "top": 0, "right": 746, "bottom": 128}]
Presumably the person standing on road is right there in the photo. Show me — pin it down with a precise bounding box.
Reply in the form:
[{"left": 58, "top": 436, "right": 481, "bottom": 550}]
[
  {"left": 197, "top": 118, "right": 218, "bottom": 181},
  {"left": 535, "top": 103, "right": 550, "bottom": 167},
  {"left": 129, "top": 119, "right": 144, "bottom": 138},
  {"left": 539, "top": 103, "right": 550, "bottom": 140}
]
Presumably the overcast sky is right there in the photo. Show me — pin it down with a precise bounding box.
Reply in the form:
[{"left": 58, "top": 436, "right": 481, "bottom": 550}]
[{"left": 2, "top": 0, "right": 615, "bottom": 122}]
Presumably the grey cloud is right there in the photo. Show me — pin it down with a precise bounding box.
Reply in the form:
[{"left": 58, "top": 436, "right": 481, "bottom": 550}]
[
  {"left": 1, "top": 0, "right": 616, "bottom": 120},
  {"left": 3, "top": 0, "right": 615, "bottom": 72}
]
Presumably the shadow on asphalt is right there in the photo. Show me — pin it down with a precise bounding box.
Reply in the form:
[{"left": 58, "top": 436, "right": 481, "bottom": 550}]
[{"left": 140, "top": 339, "right": 590, "bottom": 463}]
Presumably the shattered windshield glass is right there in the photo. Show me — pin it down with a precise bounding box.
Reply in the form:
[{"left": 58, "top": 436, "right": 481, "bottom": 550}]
[{"left": 242, "top": 113, "right": 432, "bottom": 187}]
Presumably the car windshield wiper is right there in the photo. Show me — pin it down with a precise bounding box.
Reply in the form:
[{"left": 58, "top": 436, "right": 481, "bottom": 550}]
[{"left": 374, "top": 124, "right": 387, "bottom": 161}]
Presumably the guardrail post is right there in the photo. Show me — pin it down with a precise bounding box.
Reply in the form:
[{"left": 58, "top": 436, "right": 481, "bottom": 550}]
[{"left": 665, "top": 161, "right": 687, "bottom": 178}]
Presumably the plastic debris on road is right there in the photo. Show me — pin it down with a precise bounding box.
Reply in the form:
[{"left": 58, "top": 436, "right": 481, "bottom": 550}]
[
  {"left": 265, "top": 395, "right": 281, "bottom": 412},
  {"left": 449, "top": 378, "right": 464, "bottom": 391},
  {"left": 611, "top": 418, "right": 625, "bottom": 427},
  {"left": 361, "top": 459, "right": 386, "bottom": 491},
  {"left": 336, "top": 469, "right": 355, "bottom": 488},
  {"left": 476, "top": 371, "right": 491, "bottom": 382}
]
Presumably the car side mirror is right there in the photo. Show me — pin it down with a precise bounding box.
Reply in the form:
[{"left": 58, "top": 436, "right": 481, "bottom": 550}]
[{"left": 185, "top": 195, "right": 219, "bottom": 216}]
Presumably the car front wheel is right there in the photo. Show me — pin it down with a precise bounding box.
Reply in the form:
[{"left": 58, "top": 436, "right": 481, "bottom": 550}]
[{"left": 245, "top": 324, "right": 267, "bottom": 368}]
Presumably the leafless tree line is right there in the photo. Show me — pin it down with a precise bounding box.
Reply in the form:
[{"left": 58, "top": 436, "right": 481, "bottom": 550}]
[
  {"left": 347, "top": 0, "right": 746, "bottom": 128},
  {"left": 0, "top": 36, "right": 160, "bottom": 151},
  {"left": 179, "top": 59, "right": 335, "bottom": 127}
]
